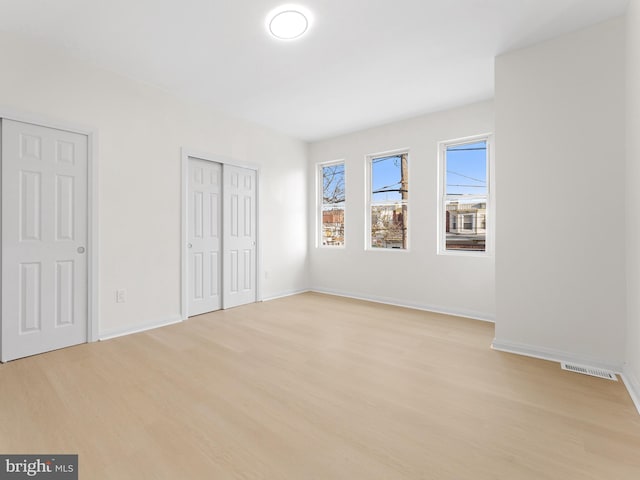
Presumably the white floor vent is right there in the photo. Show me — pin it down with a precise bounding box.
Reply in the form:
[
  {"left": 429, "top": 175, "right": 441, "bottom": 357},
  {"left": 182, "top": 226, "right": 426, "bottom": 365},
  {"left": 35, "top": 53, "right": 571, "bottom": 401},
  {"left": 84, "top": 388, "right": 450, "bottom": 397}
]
[{"left": 561, "top": 362, "right": 617, "bottom": 381}]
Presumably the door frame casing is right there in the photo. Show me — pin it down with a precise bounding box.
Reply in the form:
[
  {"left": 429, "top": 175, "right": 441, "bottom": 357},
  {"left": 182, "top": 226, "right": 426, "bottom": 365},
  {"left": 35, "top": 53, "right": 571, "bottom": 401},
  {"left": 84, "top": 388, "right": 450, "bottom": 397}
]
[
  {"left": 180, "top": 148, "right": 261, "bottom": 319},
  {"left": 0, "top": 109, "right": 100, "bottom": 360}
]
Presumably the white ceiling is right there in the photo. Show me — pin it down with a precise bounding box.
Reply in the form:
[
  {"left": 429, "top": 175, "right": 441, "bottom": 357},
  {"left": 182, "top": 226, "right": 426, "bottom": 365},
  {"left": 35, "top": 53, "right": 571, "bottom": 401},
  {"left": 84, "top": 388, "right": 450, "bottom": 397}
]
[{"left": 0, "top": 0, "right": 629, "bottom": 141}]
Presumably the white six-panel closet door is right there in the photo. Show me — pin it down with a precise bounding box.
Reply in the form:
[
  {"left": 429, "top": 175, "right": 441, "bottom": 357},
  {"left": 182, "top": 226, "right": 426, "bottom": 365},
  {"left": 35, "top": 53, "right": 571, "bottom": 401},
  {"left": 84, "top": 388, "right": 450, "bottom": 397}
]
[
  {"left": 187, "top": 158, "right": 222, "bottom": 316},
  {"left": 222, "top": 164, "right": 257, "bottom": 309}
]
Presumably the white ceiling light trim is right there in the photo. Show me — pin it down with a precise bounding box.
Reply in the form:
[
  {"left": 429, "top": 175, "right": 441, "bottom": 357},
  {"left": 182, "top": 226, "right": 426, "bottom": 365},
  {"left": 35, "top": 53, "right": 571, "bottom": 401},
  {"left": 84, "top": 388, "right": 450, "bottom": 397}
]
[{"left": 266, "top": 5, "right": 311, "bottom": 40}]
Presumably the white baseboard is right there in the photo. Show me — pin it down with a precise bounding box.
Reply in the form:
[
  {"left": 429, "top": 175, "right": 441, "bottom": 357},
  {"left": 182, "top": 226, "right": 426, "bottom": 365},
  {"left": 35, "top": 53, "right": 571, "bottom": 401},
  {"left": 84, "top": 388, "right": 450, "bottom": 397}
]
[
  {"left": 310, "top": 287, "right": 495, "bottom": 323},
  {"left": 621, "top": 367, "right": 640, "bottom": 415},
  {"left": 262, "top": 288, "right": 311, "bottom": 302},
  {"left": 100, "top": 289, "right": 312, "bottom": 341},
  {"left": 99, "top": 315, "right": 183, "bottom": 341},
  {"left": 492, "top": 339, "right": 640, "bottom": 416},
  {"left": 491, "top": 338, "right": 623, "bottom": 373}
]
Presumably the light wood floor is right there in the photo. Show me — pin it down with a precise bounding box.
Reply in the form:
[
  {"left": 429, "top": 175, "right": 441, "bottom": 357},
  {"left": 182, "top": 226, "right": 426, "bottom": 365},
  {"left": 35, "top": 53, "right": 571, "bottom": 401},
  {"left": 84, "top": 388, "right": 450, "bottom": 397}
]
[{"left": 1, "top": 292, "right": 639, "bottom": 479}]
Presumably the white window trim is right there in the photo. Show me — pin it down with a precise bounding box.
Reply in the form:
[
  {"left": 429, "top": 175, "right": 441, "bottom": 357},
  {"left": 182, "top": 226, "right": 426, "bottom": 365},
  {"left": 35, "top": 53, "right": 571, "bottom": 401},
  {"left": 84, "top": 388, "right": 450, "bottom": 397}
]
[
  {"left": 317, "top": 159, "right": 346, "bottom": 248},
  {"left": 365, "top": 148, "right": 410, "bottom": 252},
  {"left": 437, "top": 134, "right": 494, "bottom": 257}
]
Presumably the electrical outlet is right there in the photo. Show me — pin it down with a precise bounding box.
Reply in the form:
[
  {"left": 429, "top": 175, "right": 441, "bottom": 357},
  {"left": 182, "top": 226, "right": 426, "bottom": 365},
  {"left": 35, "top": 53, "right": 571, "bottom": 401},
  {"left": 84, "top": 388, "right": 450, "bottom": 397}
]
[
  {"left": 116, "top": 289, "right": 127, "bottom": 303},
  {"left": 264, "top": 270, "right": 269, "bottom": 280}
]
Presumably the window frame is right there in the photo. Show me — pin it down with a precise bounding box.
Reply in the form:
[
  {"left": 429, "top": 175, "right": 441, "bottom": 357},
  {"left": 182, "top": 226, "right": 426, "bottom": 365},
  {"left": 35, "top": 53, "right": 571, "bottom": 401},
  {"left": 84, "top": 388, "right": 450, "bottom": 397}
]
[
  {"left": 437, "top": 134, "right": 494, "bottom": 256},
  {"left": 317, "top": 159, "right": 346, "bottom": 248},
  {"left": 365, "top": 149, "right": 410, "bottom": 252}
]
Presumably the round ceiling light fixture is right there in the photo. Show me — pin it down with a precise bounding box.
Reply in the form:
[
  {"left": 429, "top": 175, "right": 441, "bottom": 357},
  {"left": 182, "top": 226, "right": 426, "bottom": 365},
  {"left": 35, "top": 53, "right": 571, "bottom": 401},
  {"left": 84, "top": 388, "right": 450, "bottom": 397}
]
[{"left": 267, "top": 5, "right": 311, "bottom": 40}]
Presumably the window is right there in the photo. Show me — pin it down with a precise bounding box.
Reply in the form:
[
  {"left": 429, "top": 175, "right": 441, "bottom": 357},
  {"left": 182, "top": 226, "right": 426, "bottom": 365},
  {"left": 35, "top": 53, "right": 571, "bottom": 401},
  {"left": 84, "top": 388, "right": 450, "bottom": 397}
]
[
  {"left": 439, "top": 136, "right": 492, "bottom": 254},
  {"left": 368, "top": 152, "right": 409, "bottom": 249},
  {"left": 319, "top": 161, "right": 345, "bottom": 247}
]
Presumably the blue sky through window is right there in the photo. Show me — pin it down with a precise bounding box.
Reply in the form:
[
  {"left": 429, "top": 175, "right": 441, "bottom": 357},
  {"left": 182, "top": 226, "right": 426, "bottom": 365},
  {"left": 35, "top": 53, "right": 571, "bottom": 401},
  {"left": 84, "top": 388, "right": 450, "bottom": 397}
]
[
  {"left": 446, "top": 141, "right": 487, "bottom": 195},
  {"left": 372, "top": 155, "right": 405, "bottom": 202},
  {"left": 322, "top": 163, "right": 345, "bottom": 205}
]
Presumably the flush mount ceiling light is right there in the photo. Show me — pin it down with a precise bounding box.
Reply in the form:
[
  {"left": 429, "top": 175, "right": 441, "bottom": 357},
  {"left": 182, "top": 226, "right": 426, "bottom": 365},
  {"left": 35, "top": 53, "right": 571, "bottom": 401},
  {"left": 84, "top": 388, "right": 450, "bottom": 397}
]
[{"left": 267, "top": 5, "right": 311, "bottom": 40}]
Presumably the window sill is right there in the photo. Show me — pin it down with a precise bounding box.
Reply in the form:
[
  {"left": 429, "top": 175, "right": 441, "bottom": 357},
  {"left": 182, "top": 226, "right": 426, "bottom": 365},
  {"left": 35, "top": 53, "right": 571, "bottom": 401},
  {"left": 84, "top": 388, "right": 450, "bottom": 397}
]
[{"left": 437, "top": 249, "right": 491, "bottom": 258}]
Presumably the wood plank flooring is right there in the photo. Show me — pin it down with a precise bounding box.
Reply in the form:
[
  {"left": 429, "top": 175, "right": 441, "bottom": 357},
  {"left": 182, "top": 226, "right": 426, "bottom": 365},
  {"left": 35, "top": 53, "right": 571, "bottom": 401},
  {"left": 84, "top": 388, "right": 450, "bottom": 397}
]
[{"left": 1, "top": 292, "right": 639, "bottom": 479}]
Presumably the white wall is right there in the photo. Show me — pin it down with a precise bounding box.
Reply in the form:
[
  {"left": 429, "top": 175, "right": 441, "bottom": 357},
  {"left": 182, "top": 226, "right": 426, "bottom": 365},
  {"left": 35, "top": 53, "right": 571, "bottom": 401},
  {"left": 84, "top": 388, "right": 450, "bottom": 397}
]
[
  {"left": 0, "top": 32, "right": 308, "bottom": 337},
  {"left": 494, "top": 18, "right": 626, "bottom": 369},
  {"left": 308, "top": 101, "right": 495, "bottom": 320},
  {"left": 626, "top": 0, "right": 640, "bottom": 406}
]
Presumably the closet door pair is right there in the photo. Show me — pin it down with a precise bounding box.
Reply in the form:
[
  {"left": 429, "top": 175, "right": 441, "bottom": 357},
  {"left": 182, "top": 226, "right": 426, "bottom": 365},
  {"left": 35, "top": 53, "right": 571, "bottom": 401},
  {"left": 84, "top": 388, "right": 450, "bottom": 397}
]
[{"left": 187, "top": 158, "right": 257, "bottom": 316}]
